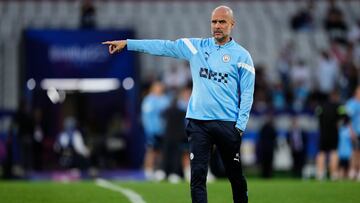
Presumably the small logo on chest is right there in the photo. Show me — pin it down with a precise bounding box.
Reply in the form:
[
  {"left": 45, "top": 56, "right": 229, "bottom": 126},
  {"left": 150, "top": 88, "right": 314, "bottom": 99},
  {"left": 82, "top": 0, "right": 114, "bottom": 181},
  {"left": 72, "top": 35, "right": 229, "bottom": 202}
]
[{"left": 222, "top": 54, "right": 231, "bottom": 63}]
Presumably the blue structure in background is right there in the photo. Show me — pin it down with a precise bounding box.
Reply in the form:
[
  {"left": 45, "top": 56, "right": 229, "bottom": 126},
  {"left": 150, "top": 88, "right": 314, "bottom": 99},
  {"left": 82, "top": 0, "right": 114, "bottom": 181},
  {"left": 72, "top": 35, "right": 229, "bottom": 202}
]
[
  {"left": 23, "top": 29, "right": 144, "bottom": 169},
  {"left": 24, "top": 29, "right": 135, "bottom": 80}
]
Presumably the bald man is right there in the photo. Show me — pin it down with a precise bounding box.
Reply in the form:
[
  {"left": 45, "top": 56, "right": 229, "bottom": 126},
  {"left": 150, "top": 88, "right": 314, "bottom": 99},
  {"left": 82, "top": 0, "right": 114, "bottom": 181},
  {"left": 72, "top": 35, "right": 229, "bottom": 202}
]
[{"left": 103, "top": 6, "right": 255, "bottom": 203}]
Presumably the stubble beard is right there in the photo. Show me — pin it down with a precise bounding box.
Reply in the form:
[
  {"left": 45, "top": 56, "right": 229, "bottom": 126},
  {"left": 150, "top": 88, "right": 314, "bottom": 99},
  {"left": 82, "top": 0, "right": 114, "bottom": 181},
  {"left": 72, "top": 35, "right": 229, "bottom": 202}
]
[{"left": 214, "top": 33, "right": 229, "bottom": 44}]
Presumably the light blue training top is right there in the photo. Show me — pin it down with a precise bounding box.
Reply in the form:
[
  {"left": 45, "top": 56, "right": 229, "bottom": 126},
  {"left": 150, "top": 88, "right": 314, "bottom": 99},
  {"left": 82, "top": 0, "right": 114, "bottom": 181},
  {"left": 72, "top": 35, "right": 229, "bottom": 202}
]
[
  {"left": 346, "top": 98, "right": 360, "bottom": 136},
  {"left": 338, "top": 125, "right": 352, "bottom": 159},
  {"left": 127, "top": 38, "right": 255, "bottom": 131},
  {"left": 141, "top": 93, "right": 170, "bottom": 137}
]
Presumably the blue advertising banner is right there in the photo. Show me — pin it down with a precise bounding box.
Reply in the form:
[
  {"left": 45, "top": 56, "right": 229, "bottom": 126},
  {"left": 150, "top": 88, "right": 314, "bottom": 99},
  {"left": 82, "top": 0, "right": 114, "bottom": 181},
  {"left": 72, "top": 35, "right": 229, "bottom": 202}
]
[{"left": 24, "top": 29, "right": 135, "bottom": 80}]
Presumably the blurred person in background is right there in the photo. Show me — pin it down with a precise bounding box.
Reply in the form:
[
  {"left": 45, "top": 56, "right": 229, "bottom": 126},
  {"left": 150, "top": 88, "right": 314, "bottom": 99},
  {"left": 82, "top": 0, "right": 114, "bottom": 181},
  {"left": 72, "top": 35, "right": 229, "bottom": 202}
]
[
  {"left": 315, "top": 50, "right": 339, "bottom": 100},
  {"left": 316, "top": 91, "right": 342, "bottom": 180},
  {"left": 340, "top": 43, "right": 359, "bottom": 99},
  {"left": 345, "top": 86, "right": 360, "bottom": 180},
  {"left": 103, "top": 5, "right": 255, "bottom": 203},
  {"left": 257, "top": 112, "right": 277, "bottom": 178},
  {"left": 54, "top": 116, "right": 90, "bottom": 171},
  {"left": 287, "top": 116, "right": 307, "bottom": 178},
  {"left": 347, "top": 19, "right": 360, "bottom": 44},
  {"left": 337, "top": 114, "right": 353, "bottom": 180},
  {"left": 162, "top": 86, "right": 191, "bottom": 183},
  {"left": 163, "top": 62, "right": 191, "bottom": 93},
  {"left": 271, "top": 82, "right": 287, "bottom": 112},
  {"left": 32, "top": 108, "right": 45, "bottom": 171},
  {"left": 2, "top": 122, "right": 15, "bottom": 179},
  {"left": 324, "top": 0, "right": 348, "bottom": 45},
  {"left": 290, "top": 0, "right": 315, "bottom": 32},
  {"left": 347, "top": 21, "right": 360, "bottom": 72},
  {"left": 13, "top": 99, "right": 34, "bottom": 174},
  {"left": 253, "top": 65, "right": 271, "bottom": 113},
  {"left": 104, "top": 114, "right": 129, "bottom": 169},
  {"left": 276, "top": 41, "right": 296, "bottom": 92},
  {"left": 290, "top": 60, "right": 312, "bottom": 112},
  {"left": 0, "top": 125, "right": 8, "bottom": 178},
  {"left": 178, "top": 87, "right": 192, "bottom": 182},
  {"left": 141, "top": 81, "right": 169, "bottom": 181},
  {"left": 80, "top": 0, "right": 96, "bottom": 29}
]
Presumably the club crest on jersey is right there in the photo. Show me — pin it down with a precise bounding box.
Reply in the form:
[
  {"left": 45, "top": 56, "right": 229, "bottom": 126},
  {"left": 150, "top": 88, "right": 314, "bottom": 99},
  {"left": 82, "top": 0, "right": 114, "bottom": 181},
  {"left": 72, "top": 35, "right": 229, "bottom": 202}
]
[{"left": 222, "top": 54, "right": 231, "bottom": 63}]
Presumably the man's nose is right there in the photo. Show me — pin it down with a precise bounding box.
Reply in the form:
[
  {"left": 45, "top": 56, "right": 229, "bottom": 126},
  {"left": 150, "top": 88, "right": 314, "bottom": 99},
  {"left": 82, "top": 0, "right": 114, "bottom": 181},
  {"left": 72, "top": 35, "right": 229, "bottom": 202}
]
[{"left": 213, "top": 23, "right": 222, "bottom": 30}]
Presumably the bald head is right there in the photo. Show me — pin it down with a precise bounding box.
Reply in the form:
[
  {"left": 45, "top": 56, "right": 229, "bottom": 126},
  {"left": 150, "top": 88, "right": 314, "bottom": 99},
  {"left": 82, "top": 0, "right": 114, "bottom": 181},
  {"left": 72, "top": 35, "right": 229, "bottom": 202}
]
[
  {"left": 212, "top": 6, "right": 234, "bottom": 21},
  {"left": 211, "top": 5, "right": 235, "bottom": 45}
]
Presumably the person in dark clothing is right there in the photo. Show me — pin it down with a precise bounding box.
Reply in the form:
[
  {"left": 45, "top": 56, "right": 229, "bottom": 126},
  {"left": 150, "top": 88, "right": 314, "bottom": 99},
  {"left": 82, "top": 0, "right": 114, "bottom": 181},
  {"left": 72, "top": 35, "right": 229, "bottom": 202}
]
[
  {"left": 54, "top": 117, "right": 90, "bottom": 170},
  {"left": 257, "top": 114, "right": 277, "bottom": 178},
  {"left": 13, "top": 99, "right": 35, "bottom": 172},
  {"left": 316, "top": 91, "right": 342, "bottom": 180},
  {"left": 80, "top": 0, "right": 96, "bottom": 29},
  {"left": 3, "top": 123, "right": 15, "bottom": 179},
  {"left": 162, "top": 98, "right": 186, "bottom": 180},
  {"left": 290, "top": 0, "right": 314, "bottom": 32},
  {"left": 162, "top": 87, "right": 191, "bottom": 182},
  {"left": 323, "top": 0, "right": 348, "bottom": 44},
  {"left": 341, "top": 44, "right": 359, "bottom": 99},
  {"left": 287, "top": 117, "right": 307, "bottom": 178},
  {"left": 32, "top": 108, "right": 45, "bottom": 171}
]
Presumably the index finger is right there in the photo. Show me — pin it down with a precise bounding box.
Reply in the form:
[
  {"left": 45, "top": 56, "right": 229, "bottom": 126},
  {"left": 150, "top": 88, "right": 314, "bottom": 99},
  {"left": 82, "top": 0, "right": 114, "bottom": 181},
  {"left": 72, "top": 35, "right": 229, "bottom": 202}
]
[{"left": 102, "top": 41, "right": 113, "bottom": 45}]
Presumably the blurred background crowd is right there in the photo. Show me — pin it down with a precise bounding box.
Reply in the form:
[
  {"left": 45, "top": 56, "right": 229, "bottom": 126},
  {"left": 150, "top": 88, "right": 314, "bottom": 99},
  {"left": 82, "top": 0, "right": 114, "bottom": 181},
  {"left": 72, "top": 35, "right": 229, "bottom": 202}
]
[{"left": 0, "top": 0, "right": 360, "bottom": 182}]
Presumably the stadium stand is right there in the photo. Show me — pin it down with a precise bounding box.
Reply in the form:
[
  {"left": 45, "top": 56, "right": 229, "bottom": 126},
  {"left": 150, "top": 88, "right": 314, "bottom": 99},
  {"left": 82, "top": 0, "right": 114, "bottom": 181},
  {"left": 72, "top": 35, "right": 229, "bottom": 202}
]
[{"left": 0, "top": 0, "right": 358, "bottom": 115}]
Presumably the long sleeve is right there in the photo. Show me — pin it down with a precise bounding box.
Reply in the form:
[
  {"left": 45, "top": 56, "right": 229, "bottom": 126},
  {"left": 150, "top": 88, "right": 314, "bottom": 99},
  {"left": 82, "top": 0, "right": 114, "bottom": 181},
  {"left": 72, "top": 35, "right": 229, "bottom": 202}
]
[
  {"left": 73, "top": 131, "right": 90, "bottom": 157},
  {"left": 236, "top": 54, "right": 255, "bottom": 131},
  {"left": 127, "top": 38, "right": 197, "bottom": 60}
]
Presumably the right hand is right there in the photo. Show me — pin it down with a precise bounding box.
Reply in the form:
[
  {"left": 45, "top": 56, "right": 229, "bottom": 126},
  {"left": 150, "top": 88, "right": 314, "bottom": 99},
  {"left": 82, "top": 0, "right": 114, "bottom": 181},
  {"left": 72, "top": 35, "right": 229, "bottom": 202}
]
[
  {"left": 235, "top": 127, "right": 243, "bottom": 137},
  {"left": 102, "top": 40, "right": 127, "bottom": 54}
]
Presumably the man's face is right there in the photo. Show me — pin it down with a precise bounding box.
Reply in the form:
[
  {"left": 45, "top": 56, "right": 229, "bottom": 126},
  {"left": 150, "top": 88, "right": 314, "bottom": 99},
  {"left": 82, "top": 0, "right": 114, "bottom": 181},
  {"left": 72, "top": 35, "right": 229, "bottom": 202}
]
[
  {"left": 152, "top": 82, "right": 164, "bottom": 95},
  {"left": 355, "top": 87, "right": 360, "bottom": 100},
  {"left": 211, "top": 9, "right": 234, "bottom": 44}
]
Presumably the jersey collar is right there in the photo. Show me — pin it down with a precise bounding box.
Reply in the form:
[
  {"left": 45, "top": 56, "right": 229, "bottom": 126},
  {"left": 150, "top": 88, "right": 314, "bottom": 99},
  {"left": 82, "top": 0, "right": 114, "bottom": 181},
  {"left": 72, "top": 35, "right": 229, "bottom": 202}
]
[{"left": 212, "top": 37, "right": 235, "bottom": 49}]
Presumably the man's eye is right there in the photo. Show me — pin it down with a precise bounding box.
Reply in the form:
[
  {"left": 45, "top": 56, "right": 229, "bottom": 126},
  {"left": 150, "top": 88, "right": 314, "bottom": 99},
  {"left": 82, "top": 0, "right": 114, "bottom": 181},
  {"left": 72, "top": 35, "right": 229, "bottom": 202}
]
[{"left": 212, "top": 20, "right": 226, "bottom": 24}]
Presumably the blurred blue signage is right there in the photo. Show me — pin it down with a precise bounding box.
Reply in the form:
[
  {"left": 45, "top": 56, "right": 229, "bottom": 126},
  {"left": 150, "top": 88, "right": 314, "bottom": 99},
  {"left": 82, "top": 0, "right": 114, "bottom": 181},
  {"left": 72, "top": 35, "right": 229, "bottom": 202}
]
[{"left": 24, "top": 29, "right": 135, "bottom": 80}]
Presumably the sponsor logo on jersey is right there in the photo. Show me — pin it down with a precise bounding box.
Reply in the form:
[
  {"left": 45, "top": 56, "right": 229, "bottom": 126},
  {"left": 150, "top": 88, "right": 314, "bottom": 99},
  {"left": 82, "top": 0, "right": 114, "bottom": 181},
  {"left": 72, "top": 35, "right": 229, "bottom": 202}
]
[{"left": 199, "top": 67, "right": 228, "bottom": 84}]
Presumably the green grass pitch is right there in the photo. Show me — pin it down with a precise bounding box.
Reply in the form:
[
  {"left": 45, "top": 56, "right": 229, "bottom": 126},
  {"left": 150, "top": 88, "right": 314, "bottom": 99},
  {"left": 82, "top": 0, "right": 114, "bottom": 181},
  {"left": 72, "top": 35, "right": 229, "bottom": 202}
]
[{"left": 1, "top": 179, "right": 360, "bottom": 203}]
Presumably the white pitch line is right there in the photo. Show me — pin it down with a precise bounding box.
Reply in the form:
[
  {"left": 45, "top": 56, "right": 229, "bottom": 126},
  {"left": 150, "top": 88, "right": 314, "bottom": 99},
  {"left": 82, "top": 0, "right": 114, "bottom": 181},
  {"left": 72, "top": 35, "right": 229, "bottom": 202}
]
[{"left": 95, "top": 178, "right": 147, "bottom": 203}]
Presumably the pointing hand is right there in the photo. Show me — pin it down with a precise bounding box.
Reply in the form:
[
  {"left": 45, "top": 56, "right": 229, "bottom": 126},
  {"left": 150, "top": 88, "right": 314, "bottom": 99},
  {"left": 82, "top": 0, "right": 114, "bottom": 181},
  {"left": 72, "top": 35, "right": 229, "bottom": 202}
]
[{"left": 102, "top": 40, "right": 127, "bottom": 54}]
